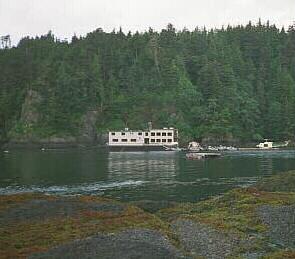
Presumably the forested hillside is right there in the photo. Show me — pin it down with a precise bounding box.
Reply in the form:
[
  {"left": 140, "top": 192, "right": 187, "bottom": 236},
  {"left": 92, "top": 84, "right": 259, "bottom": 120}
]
[{"left": 1, "top": 21, "right": 295, "bottom": 144}]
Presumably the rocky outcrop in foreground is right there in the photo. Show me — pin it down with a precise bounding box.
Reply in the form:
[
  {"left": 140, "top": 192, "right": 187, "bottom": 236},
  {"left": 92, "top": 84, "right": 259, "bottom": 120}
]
[
  {"left": 30, "top": 229, "right": 183, "bottom": 259},
  {"left": 1, "top": 171, "right": 295, "bottom": 258}
]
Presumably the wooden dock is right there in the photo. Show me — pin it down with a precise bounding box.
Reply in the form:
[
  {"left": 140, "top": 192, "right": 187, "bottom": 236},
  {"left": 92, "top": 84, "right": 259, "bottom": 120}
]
[{"left": 238, "top": 147, "right": 279, "bottom": 151}]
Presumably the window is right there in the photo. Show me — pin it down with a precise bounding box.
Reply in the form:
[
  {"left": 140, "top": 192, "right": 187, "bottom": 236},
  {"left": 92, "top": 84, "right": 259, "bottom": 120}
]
[
  {"left": 162, "top": 139, "right": 166, "bottom": 142},
  {"left": 156, "top": 139, "right": 161, "bottom": 143},
  {"left": 111, "top": 132, "right": 115, "bottom": 135},
  {"left": 112, "top": 139, "right": 118, "bottom": 142},
  {"left": 145, "top": 132, "right": 148, "bottom": 136},
  {"left": 168, "top": 132, "right": 172, "bottom": 136},
  {"left": 122, "top": 139, "right": 127, "bottom": 142},
  {"left": 138, "top": 132, "right": 142, "bottom": 135},
  {"left": 151, "top": 139, "right": 155, "bottom": 143},
  {"left": 131, "top": 139, "right": 136, "bottom": 142},
  {"left": 168, "top": 139, "right": 172, "bottom": 142},
  {"left": 151, "top": 132, "right": 155, "bottom": 136},
  {"left": 121, "top": 132, "right": 125, "bottom": 136},
  {"left": 156, "top": 132, "right": 161, "bottom": 136},
  {"left": 162, "top": 132, "right": 166, "bottom": 136}
]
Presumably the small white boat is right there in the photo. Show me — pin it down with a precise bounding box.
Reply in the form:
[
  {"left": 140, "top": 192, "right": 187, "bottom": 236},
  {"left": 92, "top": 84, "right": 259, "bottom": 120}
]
[
  {"left": 256, "top": 140, "right": 290, "bottom": 149},
  {"left": 208, "top": 146, "right": 219, "bottom": 151},
  {"left": 187, "top": 142, "right": 203, "bottom": 152},
  {"left": 256, "top": 140, "right": 273, "bottom": 149}
]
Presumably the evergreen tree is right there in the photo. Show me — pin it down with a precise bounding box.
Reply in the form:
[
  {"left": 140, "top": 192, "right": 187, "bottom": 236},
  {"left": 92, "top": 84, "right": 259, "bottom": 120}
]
[{"left": 1, "top": 21, "right": 295, "bottom": 143}]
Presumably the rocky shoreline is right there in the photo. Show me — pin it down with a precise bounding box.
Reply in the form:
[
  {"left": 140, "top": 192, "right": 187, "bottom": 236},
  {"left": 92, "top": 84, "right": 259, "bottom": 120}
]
[
  {"left": 1, "top": 134, "right": 108, "bottom": 150},
  {"left": 0, "top": 172, "right": 295, "bottom": 258}
]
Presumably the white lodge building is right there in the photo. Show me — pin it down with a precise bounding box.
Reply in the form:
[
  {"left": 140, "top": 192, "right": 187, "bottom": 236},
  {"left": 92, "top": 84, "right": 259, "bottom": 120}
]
[{"left": 108, "top": 127, "right": 179, "bottom": 151}]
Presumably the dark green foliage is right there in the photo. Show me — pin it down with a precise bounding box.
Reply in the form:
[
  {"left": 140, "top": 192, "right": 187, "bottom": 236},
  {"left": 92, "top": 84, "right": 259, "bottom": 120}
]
[{"left": 1, "top": 21, "right": 295, "bottom": 142}]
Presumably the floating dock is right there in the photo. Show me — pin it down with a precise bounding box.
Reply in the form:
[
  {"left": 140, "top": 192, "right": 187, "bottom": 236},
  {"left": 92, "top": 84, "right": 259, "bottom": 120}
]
[{"left": 238, "top": 148, "right": 280, "bottom": 151}]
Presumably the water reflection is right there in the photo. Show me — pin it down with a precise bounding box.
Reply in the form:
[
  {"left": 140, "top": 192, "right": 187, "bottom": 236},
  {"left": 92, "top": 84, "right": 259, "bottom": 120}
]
[
  {"left": 258, "top": 157, "right": 273, "bottom": 175},
  {"left": 108, "top": 151, "right": 178, "bottom": 180}
]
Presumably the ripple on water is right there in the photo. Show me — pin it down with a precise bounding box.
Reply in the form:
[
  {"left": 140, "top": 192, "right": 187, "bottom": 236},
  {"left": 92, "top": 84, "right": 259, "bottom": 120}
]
[{"left": 0, "top": 180, "right": 147, "bottom": 196}]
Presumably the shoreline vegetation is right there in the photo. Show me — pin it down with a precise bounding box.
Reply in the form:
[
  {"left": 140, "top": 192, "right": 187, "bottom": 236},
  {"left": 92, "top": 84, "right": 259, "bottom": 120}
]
[
  {"left": 0, "top": 171, "right": 294, "bottom": 258},
  {"left": 1, "top": 141, "right": 295, "bottom": 151}
]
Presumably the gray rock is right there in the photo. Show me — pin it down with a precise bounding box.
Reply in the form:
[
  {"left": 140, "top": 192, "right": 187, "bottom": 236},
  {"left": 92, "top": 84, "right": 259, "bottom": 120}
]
[
  {"left": 30, "top": 229, "right": 187, "bottom": 259},
  {"left": 257, "top": 205, "right": 295, "bottom": 248},
  {"left": 172, "top": 219, "right": 240, "bottom": 259}
]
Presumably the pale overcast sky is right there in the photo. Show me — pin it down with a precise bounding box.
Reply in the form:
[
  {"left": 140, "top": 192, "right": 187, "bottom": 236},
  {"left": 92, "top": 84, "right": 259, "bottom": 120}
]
[{"left": 1, "top": 0, "right": 294, "bottom": 45}]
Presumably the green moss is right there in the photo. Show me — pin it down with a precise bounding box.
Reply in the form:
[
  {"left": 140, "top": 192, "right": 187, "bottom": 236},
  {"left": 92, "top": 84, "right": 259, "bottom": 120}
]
[
  {"left": 157, "top": 188, "right": 295, "bottom": 236},
  {"left": 0, "top": 193, "right": 56, "bottom": 211},
  {"left": 262, "top": 249, "right": 295, "bottom": 259}
]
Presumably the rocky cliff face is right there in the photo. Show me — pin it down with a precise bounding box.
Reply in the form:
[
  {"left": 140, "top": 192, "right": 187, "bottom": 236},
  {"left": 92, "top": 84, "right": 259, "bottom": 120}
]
[
  {"left": 20, "top": 89, "right": 42, "bottom": 126},
  {"left": 79, "top": 110, "right": 98, "bottom": 143},
  {"left": 7, "top": 92, "right": 103, "bottom": 147}
]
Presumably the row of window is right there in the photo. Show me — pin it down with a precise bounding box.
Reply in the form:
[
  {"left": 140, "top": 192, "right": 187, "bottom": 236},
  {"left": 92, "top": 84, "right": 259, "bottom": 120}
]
[
  {"left": 150, "top": 132, "right": 172, "bottom": 136},
  {"left": 112, "top": 139, "right": 173, "bottom": 143},
  {"left": 111, "top": 132, "right": 173, "bottom": 136},
  {"left": 112, "top": 139, "right": 137, "bottom": 142},
  {"left": 150, "top": 139, "right": 172, "bottom": 143},
  {"left": 111, "top": 132, "right": 142, "bottom": 136}
]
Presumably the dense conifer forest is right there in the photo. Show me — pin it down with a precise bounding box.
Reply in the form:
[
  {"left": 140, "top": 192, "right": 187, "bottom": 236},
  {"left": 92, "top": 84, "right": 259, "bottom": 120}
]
[{"left": 1, "top": 21, "right": 295, "bottom": 143}]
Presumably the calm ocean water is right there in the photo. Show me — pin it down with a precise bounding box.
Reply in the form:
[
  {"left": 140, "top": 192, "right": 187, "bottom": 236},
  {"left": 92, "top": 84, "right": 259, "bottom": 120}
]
[{"left": 1, "top": 149, "right": 295, "bottom": 202}]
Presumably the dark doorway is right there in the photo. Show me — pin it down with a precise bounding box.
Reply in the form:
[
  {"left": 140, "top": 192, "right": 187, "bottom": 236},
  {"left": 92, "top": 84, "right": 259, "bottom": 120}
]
[{"left": 144, "top": 138, "right": 149, "bottom": 144}]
